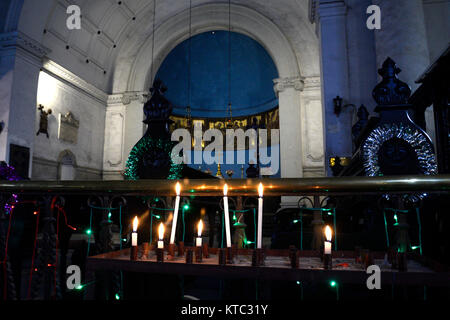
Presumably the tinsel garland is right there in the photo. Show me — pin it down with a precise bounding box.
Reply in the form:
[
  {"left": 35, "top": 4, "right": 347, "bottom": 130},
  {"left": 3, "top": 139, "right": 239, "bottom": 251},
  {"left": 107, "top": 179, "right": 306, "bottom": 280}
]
[
  {"left": 362, "top": 123, "right": 437, "bottom": 177},
  {"left": 124, "top": 135, "right": 183, "bottom": 180}
]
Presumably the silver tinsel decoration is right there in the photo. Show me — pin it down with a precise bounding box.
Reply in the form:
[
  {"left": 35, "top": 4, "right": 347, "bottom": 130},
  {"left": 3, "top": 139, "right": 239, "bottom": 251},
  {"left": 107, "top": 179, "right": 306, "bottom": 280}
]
[{"left": 362, "top": 123, "right": 437, "bottom": 176}]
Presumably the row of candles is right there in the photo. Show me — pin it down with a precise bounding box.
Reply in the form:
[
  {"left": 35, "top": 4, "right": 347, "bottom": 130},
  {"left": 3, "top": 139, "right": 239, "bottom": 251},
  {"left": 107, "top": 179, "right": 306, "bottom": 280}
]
[
  {"left": 131, "top": 182, "right": 335, "bottom": 268},
  {"left": 132, "top": 182, "right": 265, "bottom": 251}
]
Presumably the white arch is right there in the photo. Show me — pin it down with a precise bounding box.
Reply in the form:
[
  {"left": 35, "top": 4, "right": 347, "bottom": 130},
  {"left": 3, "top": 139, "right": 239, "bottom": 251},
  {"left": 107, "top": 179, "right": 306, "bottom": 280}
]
[{"left": 112, "top": 3, "right": 301, "bottom": 93}]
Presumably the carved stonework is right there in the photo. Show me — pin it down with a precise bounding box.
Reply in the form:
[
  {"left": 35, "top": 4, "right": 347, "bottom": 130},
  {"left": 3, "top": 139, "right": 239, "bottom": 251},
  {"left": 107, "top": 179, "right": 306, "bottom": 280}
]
[
  {"left": 58, "top": 112, "right": 79, "bottom": 144},
  {"left": 107, "top": 92, "right": 149, "bottom": 106},
  {"left": 273, "top": 76, "right": 305, "bottom": 97}
]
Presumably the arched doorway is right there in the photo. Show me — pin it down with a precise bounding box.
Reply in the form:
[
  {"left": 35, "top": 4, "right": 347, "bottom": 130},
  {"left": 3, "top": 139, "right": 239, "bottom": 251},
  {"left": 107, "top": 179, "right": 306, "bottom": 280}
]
[{"left": 58, "top": 150, "right": 76, "bottom": 181}]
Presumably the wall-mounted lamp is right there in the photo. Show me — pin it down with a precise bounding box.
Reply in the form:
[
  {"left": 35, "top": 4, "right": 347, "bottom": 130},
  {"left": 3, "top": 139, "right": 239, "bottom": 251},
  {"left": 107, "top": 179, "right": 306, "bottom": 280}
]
[{"left": 333, "top": 96, "right": 356, "bottom": 117}]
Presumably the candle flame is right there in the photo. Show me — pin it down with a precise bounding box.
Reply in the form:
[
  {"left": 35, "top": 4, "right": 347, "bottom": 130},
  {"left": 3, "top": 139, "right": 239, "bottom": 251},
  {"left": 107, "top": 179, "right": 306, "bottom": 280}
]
[
  {"left": 223, "top": 183, "right": 228, "bottom": 196},
  {"left": 325, "top": 225, "right": 332, "bottom": 241},
  {"left": 175, "top": 182, "right": 181, "bottom": 195},
  {"left": 198, "top": 220, "right": 203, "bottom": 237},
  {"left": 158, "top": 222, "right": 165, "bottom": 240},
  {"left": 132, "top": 216, "right": 138, "bottom": 232},
  {"left": 258, "top": 183, "right": 264, "bottom": 197}
]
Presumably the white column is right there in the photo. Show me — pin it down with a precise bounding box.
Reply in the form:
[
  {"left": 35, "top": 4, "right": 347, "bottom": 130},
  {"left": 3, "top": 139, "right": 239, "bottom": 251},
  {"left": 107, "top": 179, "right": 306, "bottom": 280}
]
[
  {"left": 317, "top": 1, "right": 352, "bottom": 176},
  {"left": 0, "top": 31, "right": 47, "bottom": 177},
  {"left": 103, "top": 92, "right": 146, "bottom": 180},
  {"left": 274, "top": 76, "right": 304, "bottom": 207}
]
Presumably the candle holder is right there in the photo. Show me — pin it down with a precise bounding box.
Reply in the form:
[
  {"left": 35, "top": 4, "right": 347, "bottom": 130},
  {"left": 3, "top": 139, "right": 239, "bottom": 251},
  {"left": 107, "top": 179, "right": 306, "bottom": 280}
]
[
  {"left": 354, "top": 246, "right": 362, "bottom": 264},
  {"left": 290, "top": 247, "right": 300, "bottom": 269},
  {"left": 142, "top": 242, "right": 150, "bottom": 259},
  {"left": 130, "top": 246, "right": 138, "bottom": 261},
  {"left": 168, "top": 243, "right": 176, "bottom": 258},
  {"left": 185, "top": 249, "right": 193, "bottom": 264},
  {"left": 232, "top": 244, "right": 238, "bottom": 259},
  {"left": 363, "top": 250, "right": 374, "bottom": 269},
  {"left": 319, "top": 244, "right": 324, "bottom": 261},
  {"left": 218, "top": 248, "right": 226, "bottom": 265},
  {"left": 202, "top": 243, "right": 209, "bottom": 258},
  {"left": 388, "top": 247, "right": 397, "bottom": 269},
  {"left": 178, "top": 241, "right": 185, "bottom": 256},
  {"left": 195, "top": 246, "right": 203, "bottom": 263},
  {"left": 323, "top": 254, "right": 332, "bottom": 270},
  {"left": 252, "top": 248, "right": 265, "bottom": 266},
  {"left": 397, "top": 252, "right": 407, "bottom": 272},
  {"left": 156, "top": 248, "right": 164, "bottom": 263},
  {"left": 226, "top": 247, "right": 233, "bottom": 264},
  {"left": 289, "top": 245, "right": 296, "bottom": 261},
  {"left": 251, "top": 249, "right": 259, "bottom": 266}
]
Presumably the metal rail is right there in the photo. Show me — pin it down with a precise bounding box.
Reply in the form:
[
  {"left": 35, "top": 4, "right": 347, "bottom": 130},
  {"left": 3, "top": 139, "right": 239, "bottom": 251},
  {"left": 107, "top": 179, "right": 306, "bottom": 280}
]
[{"left": 0, "top": 175, "right": 449, "bottom": 196}]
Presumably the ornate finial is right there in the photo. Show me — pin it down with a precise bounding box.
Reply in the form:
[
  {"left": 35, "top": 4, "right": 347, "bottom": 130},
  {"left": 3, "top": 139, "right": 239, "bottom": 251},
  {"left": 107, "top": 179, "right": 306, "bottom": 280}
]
[
  {"left": 143, "top": 79, "right": 173, "bottom": 124},
  {"left": 216, "top": 163, "right": 223, "bottom": 178},
  {"left": 372, "top": 57, "right": 411, "bottom": 106}
]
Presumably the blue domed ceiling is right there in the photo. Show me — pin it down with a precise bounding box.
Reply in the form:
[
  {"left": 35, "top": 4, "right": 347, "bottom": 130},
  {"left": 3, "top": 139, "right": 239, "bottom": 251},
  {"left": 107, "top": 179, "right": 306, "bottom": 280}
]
[{"left": 155, "top": 31, "right": 279, "bottom": 118}]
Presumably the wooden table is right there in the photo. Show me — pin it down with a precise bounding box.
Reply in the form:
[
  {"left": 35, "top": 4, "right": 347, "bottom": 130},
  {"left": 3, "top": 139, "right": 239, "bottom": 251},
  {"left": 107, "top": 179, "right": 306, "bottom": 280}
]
[{"left": 86, "top": 245, "right": 450, "bottom": 287}]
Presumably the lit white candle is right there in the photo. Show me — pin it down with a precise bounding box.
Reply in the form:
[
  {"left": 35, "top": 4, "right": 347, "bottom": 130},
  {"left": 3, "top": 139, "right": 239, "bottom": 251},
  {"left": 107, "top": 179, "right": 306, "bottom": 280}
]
[
  {"left": 223, "top": 184, "right": 231, "bottom": 248},
  {"left": 169, "top": 182, "right": 181, "bottom": 244},
  {"left": 132, "top": 216, "right": 138, "bottom": 246},
  {"left": 158, "top": 222, "right": 165, "bottom": 249},
  {"left": 324, "top": 225, "right": 332, "bottom": 255},
  {"left": 257, "top": 183, "right": 264, "bottom": 249},
  {"left": 196, "top": 220, "right": 203, "bottom": 247}
]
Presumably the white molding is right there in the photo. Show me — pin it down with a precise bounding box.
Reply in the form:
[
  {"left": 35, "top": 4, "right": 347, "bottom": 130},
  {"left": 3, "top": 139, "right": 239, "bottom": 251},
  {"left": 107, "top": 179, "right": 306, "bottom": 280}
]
[
  {"left": 0, "top": 31, "right": 49, "bottom": 60},
  {"left": 42, "top": 59, "right": 108, "bottom": 104},
  {"left": 107, "top": 91, "right": 149, "bottom": 106}
]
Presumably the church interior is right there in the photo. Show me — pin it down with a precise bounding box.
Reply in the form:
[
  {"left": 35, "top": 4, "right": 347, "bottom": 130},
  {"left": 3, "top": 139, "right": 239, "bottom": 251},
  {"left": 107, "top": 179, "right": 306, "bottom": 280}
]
[{"left": 0, "top": 0, "right": 449, "bottom": 306}]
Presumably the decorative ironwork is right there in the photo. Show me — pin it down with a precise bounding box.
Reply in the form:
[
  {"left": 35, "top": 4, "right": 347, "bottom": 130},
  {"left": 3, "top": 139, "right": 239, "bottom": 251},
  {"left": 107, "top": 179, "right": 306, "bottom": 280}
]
[
  {"left": 362, "top": 58, "right": 437, "bottom": 177},
  {"left": 125, "top": 80, "right": 183, "bottom": 180},
  {"left": 372, "top": 57, "right": 411, "bottom": 106},
  {"left": 362, "top": 123, "right": 437, "bottom": 176}
]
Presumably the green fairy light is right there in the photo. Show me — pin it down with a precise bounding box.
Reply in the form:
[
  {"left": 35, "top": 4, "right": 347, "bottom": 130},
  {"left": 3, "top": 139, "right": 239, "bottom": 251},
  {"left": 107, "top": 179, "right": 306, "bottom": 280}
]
[
  {"left": 86, "top": 229, "right": 92, "bottom": 235},
  {"left": 124, "top": 135, "right": 183, "bottom": 180},
  {"left": 330, "top": 280, "right": 337, "bottom": 287},
  {"left": 115, "top": 293, "right": 120, "bottom": 300}
]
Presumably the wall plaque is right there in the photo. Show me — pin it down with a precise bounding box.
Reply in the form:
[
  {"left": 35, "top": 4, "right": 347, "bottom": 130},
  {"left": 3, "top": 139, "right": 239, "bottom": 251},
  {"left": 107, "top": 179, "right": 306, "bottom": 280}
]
[{"left": 58, "top": 112, "right": 79, "bottom": 144}]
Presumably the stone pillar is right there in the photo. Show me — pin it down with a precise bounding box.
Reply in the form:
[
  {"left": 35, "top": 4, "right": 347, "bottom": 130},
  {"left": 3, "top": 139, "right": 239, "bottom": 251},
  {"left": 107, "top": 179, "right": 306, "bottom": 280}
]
[
  {"left": 372, "top": 0, "right": 430, "bottom": 91},
  {"left": 316, "top": 1, "right": 352, "bottom": 176},
  {"left": 0, "top": 31, "right": 47, "bottom": 178},
  {"left": 103, "top": 92, "right": 146, "bottom": 180},
  {"left": 274, "top": 76, "right": 304, "bottom": 207}
]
